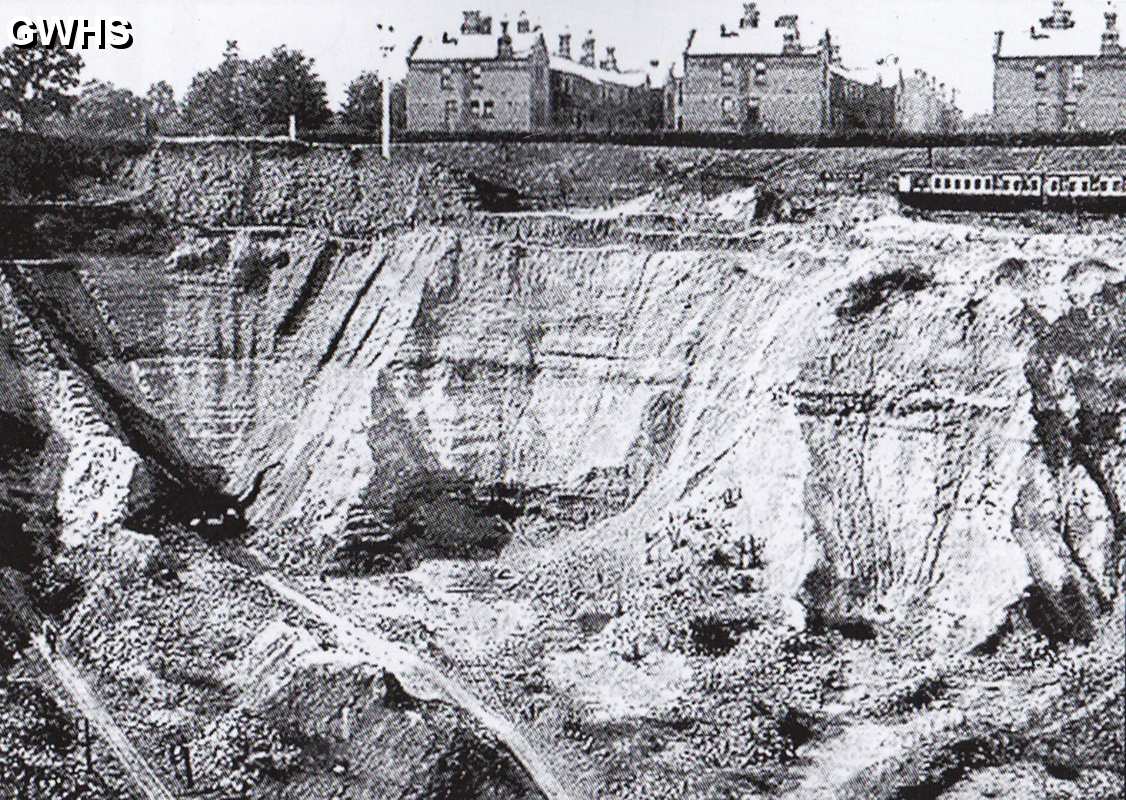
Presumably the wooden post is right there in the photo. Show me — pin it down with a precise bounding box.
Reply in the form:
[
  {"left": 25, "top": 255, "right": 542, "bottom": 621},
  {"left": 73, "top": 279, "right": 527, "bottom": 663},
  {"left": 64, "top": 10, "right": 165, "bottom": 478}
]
[
  {"left": 182, "top": 745, "right": 193, "bottom": 790},
  {"left": 342, "top": 705, "right": 351, "bottom": 740}
]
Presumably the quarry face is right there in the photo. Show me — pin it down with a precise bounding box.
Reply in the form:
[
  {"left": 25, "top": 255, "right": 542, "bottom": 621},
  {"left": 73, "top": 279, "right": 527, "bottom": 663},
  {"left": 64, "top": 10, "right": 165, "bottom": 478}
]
[{"left": 1, "top": 141, "right": 1124, "bottom": 799}]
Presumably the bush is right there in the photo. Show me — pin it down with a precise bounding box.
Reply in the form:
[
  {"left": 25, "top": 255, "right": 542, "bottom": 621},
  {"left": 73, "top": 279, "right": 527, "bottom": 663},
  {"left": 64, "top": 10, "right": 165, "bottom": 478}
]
[{"left": 837, "top": 267, "right": 933, "bottom": 321}]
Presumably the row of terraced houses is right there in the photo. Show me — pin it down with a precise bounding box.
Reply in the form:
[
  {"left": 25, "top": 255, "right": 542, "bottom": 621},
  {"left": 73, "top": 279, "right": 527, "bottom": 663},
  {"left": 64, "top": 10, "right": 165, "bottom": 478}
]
[{"left": 404, "top": 3, "right": 963, "bottom": 135}]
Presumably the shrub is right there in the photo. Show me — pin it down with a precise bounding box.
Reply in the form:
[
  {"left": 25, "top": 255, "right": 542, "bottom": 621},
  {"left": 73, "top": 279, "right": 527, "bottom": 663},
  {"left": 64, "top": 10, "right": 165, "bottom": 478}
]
[{"left": 837, "top": 267, "right": 932, "bottom": 321}]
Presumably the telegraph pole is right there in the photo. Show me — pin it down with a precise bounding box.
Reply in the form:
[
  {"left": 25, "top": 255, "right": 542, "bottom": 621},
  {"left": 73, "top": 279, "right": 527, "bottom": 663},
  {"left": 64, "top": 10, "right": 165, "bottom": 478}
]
[{"left": 377, "top": 23, "right": 397, "bottom": 160}]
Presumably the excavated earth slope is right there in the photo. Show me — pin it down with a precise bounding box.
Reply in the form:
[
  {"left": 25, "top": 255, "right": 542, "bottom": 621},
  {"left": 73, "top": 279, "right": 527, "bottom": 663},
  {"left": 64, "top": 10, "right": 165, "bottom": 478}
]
[{"left": 1, "top": 142, "right": 1123, "bottom": 799}]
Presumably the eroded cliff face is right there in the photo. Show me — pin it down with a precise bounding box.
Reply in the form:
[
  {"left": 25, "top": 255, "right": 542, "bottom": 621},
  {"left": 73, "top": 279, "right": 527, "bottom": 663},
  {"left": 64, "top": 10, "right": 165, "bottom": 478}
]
[{"left": 17, "top": 212, "right": 1118, "bottom": 651}]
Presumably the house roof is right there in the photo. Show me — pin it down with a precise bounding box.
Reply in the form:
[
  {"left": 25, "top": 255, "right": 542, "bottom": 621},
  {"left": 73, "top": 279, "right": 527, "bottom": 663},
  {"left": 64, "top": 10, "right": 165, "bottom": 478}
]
[
  {"left": 1002, "top": 27, "right": 1106, "bottom": 58},
  {"left": 999, "top": 4, "right": 1119, "bottom": 58},
  {"left": 832, "top": 59, "right": 903, "bottom": 88},
  {"left": 410, "top": 30, "right": 544, "bottom": 62},
  {"left": 686, "top": 18, "right": 823, "bottom": 57},
  {"left": 549, "top": 55, "right": 647, "bottom": 88}
]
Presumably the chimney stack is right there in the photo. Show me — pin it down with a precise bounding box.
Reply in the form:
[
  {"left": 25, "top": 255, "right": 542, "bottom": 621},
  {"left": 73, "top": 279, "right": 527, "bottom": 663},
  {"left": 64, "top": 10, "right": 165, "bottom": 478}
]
[
  {"left": 1103, "top": 3, "right": 1121, "bottom": 55},
  {"left": 600, "top": 46, "right": 618, "bottom": 72},
  {"left": 993, "top": 30, "right": 1004, "bottom": 56},
  {"left": 498, "top": 19, "right": 513, "bottom": 58},
  {"left": 740, "top": 3, "right": 760, "bottom": 29},
  {"left": 581, "top": 32, "right": 596, "bottom": 67},
  {"left": 517, "top": 10, "right": 530, "bottom": 34},
  {"left": 558, "top": 31, "right": 572, "bottom": 59},
  {"left": 781, "top": 25, "right": 802, "bottom": 55},
  {"left": 1042, "top": 0, "right": 1075, "bottom": 30}
]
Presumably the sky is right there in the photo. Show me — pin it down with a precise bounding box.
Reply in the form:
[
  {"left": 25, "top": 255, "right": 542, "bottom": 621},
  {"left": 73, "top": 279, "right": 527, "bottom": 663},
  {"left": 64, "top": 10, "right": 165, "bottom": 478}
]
[{"left": 1, "top": 1, "right": 1118, "bottom": 115}]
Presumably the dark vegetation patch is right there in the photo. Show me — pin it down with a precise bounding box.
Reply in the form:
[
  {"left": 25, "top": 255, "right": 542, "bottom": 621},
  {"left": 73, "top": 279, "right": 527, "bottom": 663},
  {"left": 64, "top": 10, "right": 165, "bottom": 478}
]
[
  {"left": 892, "top": 674, "right": 949, "bottom": 715},
  {"left": 0, "top": 677, "right": 127, "bottom": 798},
  {"left": 0, "top": 132, "right": 149, "bottom": 203},
  {"left": 419, "top": 729, "right": 544, "bottom": 800},
  {"left": 994, "top": 257, "right": 1029, "bottom": 284},
  {"left": 689, "top": 614, "right": 758, "bottom": 656},
  {"left": 234, "top": 246, "right": 289, "bottom": 293},
  {"left": 777, "top": 706, "right": 819, "bottom": 750},
  {"left": 326, "top": 473, "right": 520, "bottom": 577},
  {"left": 0, "top": 206, "right": 173, "bottom": 259},
  {"left": 891, "top": 734, "right": 1022, "bottom": 800},
  {"left": 1063, "top": 258, "right": 1116, "bottom": 283},
  {"left": 576, "top": 610, "right": 614, "bottom": 636},
  {"left": 836, "top": 267, "right": 933, "bottom": 322}
]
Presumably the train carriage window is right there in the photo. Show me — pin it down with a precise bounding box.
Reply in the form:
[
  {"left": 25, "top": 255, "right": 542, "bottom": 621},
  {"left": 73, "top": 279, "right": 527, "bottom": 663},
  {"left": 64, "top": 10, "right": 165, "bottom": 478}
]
[
  {"left": 974, "top": 178, "right": 982, "bottom": 190},
  {"left": 1114, "top": 180, "right": 1123, "bottom": 192},
  {"left": 1101, "top": 180, "right": 1109, "bottom": 192},
  {"left": 1050, "top": 179, "right": 1059, "bottom": 192},
  {"left": 1031, "top": 178, "right": 1040, "bottom": 191},
  {"left": 932, "top": 177, "right": 941, "bottom": 189},
  {"left": 945, "top": 178, "right": 952, "bottom": 189}
]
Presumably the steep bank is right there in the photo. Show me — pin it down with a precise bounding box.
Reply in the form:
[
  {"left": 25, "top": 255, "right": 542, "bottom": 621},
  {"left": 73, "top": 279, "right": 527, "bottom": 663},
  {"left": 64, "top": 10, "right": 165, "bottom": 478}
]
[{"left": 59, "top": 214, "right": 1124, "bottom": 649}]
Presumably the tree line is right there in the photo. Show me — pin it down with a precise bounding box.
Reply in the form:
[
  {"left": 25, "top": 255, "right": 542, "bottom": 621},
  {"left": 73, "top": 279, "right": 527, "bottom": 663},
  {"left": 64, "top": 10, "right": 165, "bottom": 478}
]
[{"left": 0, "top": 37, "right": 401, "bottom": 140}]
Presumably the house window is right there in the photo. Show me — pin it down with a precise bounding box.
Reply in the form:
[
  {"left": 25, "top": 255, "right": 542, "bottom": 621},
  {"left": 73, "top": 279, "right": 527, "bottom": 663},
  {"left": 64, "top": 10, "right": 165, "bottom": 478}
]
[
  {"left": 1073, "top": 63, "right": 1085, "bottom": 89},
  {"left": 441, "top": 66, "right": 453, "bottom": 90},
  {"left": 721, "top": 96, "right": 737, "bottom": 121},
  {"left": 469, "top": 99, "right": 481, "bottom": 116},
  {"left": 483, "top": 100, "right": 495, "bottom": 119},
  {"left": 1034, "top": 63, "right": 1047, "bottom": 90},
  {"left": 754, "top": 61, "right": 767, "bottom": 83},
  {"left": 471, "top": 65, "right": 484, "bottom": 89},
  {"left": 1065, "top": 103, "right": 1077, "bottom": 129},
  {"left": 722, "top": 61, "right": 735, "bottom": 86}
]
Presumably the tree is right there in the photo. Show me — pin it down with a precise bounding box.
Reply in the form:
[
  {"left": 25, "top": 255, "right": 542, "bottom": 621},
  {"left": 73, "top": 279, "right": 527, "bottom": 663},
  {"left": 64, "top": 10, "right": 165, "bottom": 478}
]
[
  {"left": 247, "top": 46, "right": 331, "bottom": 131},
  {"left": 341, "top": 71, "right": 382, "bottom": 130},
  {"left": 0, "top": 37, "right": 83, "bottom": 129},
  {"left": 182, "top": 40, "right": 253, "bottom": 135},
  {"left": 71, "top": 79, "right": 146, "bottom": 138},
  {"left": 145, "top": 80, "right": 179, "bottom": 133}
]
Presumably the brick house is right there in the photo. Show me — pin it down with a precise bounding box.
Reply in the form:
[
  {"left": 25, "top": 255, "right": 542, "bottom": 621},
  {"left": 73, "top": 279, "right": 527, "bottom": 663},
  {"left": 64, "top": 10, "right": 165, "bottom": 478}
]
[
  {"left": 993, "top": 0, "right": 1126, "bottom": 132},
  {"left": 828, "top": 62, "right": 898, "bottom": 132},
  {"left": 406, "top": 11, "right": 551, "bottom": 133},
  {"left": 681, "top": 4, "right": 832, "bottom": 134},
  {"left": 549, "top": 31, "right": 652, "bottom": 132},
  {"left": 897, "top": 68, "right": 963, "bottom": 134}
]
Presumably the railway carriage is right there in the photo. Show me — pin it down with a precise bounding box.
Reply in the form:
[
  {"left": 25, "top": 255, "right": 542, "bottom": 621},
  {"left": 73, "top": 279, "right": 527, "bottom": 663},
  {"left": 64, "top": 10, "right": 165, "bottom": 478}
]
[{"left": 894, "top": 169, "right": 1126, "bottom": 214}]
